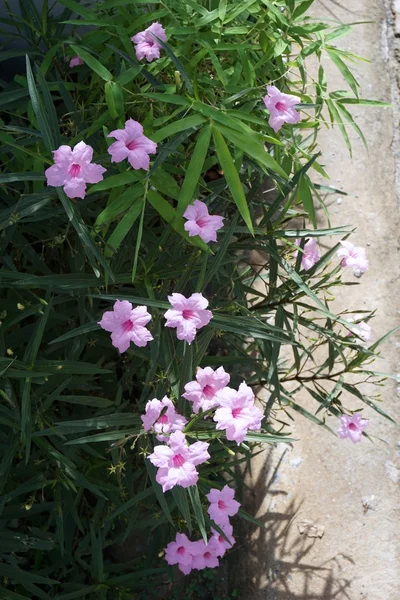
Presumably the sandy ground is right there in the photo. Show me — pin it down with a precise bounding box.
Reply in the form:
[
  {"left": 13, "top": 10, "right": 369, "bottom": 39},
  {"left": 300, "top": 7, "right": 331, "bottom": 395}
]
[{"left": 234, "top": 1, "right": 400, "bottom": 599}]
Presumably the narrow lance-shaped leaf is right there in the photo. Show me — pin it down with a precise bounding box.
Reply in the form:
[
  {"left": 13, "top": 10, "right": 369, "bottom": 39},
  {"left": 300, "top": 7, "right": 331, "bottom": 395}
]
[
  {"left": 212, "top": 127, "right": 254, "bottom": 235},
  {"left": 177, "top": 125, "right": 211, "bottom": 216}
]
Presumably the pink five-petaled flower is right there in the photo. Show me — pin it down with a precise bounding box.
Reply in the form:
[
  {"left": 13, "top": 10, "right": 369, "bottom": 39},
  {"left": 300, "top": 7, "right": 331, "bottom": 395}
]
[
  {"left": 206, "top": 485, "right": 241, "bottom": 527},
  {"left": 337, "top": 414, "right": 368, "bottom": 443},
  {"left": 262, "top": 85, "right": 301, "bottom": 133},
  {"left": 295, "top": 237, "right": 320, "bottom": 270},
  {"left": 141, "top": 396, "right": 187, "bottom": 442},
  {"left": 98, "top": 300, "right": 153, "bottom": 353},
  {"left": 214, "top": 382, "right": 263, "bottom": 445},
  {"left": 164, "top": 293, "right": 213, "bottom": 345},
  {"left": 131, "top": 22, "right": 167, "bottom": 63},
  {"left": 183, "top": 200, "right": 224, "bottom": 244},
  {"left": 346, "top": 316, "right": 371, "bottom": 343},
  {"left": 107, "top": 119, "right": 157, "bottom": 171},
  {"left": 164, "top": 533, "right": 195, "bottom": 575},
  {"left": 337, "top": 241, "right": 368, "bottom": 276},
  {"left": 210, "top": 522, "right": 236, "bottom": 557},
  {"left": 183, "top": 366, "right": 230, "bottom": 414},
  {"left": 69, "top": 56, "right": 84, "bottom": 68},
  {"left": 148, "top": 430, "right": 210, "bottom": 492},
  {"left": 191, "top": 540, "right": 220, "bottom": 570},
  {"left": 45, "top": 141, "right": 106, "bottom": 199}
]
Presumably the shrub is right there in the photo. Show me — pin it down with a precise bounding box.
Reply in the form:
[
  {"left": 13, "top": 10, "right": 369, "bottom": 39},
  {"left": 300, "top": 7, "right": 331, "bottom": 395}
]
[{"left": 0, "top": 0, "right": 392, "bottom": 598}]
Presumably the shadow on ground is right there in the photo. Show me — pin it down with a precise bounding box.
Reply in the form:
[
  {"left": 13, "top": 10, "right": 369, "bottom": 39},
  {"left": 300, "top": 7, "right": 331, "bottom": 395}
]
[{"left": 229, "top": 447, "right": 354, "bottom": 600}]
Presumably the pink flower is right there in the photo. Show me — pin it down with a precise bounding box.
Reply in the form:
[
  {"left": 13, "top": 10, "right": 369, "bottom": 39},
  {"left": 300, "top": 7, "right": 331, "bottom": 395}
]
[
  {"left": 295, "top": 237, "right": 320, "bottom": 270},
  {"left": 69, "top": 56, "right": 84, "bottom": 68},
  {"left": 213, "top": 383, "right": 263, "bottom": 445},
  {"left": 262, "top": 85, "right": 301, "bottom": 133},
  {"left": 164, "top": 293, "right": 213, "bottom": 344},
  {"left": 191, "top": 540, "right": 219, "bottom": 570},
  {"left": 108, "top": 119, "right": 157, "bottom": 171},
  {"left": 337, "top": 414, "right": 368, "bottom": 443},
  {"left": 45, "top": 141, "right": 106, "bottom": 199},
  {"left": 337, "top": 241, "right": 368, "bottom": 276},
  {"left": 209, "top": 522, "right": 236, "bottom": 557},
  {"left": 141, "top": 396, "right": 187, "bottom": 442},
  {"left": 131, "top": 22, "right": 167, "bottom": 62},
  {"left": 98, "top": 300, "right": 153, "bottom": 353},
  {"left": 206, "top": 485, "right": 240, "bottom": 527},
  {"left": 183, "top": 366, "right": 230, "bottom": 414},
  {"left": 148, "top": 430, "right": 210, "bottom": 492},
  {"left": 183, "top": 200, "right": 224, "bottom": 243},
  {"left": 165, "top": 533, "right": 195, "bottom": 575},
  {"left": 346, "top": 317, "right": 371, "bottom": 342}
]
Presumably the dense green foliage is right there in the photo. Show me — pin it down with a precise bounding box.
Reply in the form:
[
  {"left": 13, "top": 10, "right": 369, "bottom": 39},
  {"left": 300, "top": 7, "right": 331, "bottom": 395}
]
[{"left": 0, "top": 0, "right": 393, "bottom": 598}]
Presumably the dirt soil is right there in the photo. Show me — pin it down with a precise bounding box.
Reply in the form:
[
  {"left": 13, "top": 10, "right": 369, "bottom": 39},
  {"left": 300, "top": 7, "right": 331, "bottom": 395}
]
[{"left": 233, "top": 1, "right": 400, "bottom": 599}]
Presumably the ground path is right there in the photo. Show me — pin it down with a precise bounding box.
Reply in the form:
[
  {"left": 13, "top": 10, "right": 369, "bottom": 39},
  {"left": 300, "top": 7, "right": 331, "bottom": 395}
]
[{"left": 235, "top": 1, "right": 400, "bottom": 598}]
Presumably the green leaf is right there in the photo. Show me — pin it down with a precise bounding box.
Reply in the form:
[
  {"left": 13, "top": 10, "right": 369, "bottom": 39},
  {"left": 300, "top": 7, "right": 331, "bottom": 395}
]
[
  {"left": 188, "top": 485, "right": 207, "bottom": 543},
  {"left": 105, "top": 80, "right": 124, "bottom": 119},
  {"left": 107, "top": 487, "right": 153, "bottom": 521},
  {"left": 70, "top": 45, "right": 113, "bottom": 81},
  {"left": 152, "top": 114, "right": 207, "bottom": 143},
  {"left": 149, "top": 35, "right": 193, "bottom": 93},
  {"left": 212, "top": 127, "right": 253, "bottom": 234},
  {"left": 25, "top": 56, "right": 56, "bottom": 152},
  {"left": 293, "top": 0, "right": 315, "bottom": 19},
  {"left": 326, "top": 48, "right": 360, "bottom": 96},
  {"left": 105, "top": 199, "right": 143, "bottom": 259},
  {"left": 177, "top": 125, "right": 211, "bottom": 215},
  {"left": 171, "top": 487, "right": 192, "bottom": 534},
  {"left": 0, "top": 172, "right": 45, "bottom": 183},
  {"left": 145, "top": 460, "right": 174, "bottom": 525},
  {"left": 57, "top": 0, "right": 93, "bottom": 19},
  {"left": 297, "top": 173, "right": 316, "bottom": 227},
  {"left": 214, "top": 122, "right": 288, "bottom": 178},
  {"left": 90, "top": 171, "right": 142, "bottom": 193}
]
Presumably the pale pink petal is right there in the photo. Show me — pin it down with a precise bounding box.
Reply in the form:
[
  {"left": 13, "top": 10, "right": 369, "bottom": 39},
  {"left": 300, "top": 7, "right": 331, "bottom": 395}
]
[
  {"left": 72, "top": 141, "right": 93, "bottom": 164},
  {"left": 125, "top": 118, "right": 144, "bottom": 138},
  {"left": 110, "top": 330, "right": 131, "bottom": 353},
  {"left": 81, "top": 163, "right": 106, "bottom": 184},
  {"left": 131, "top": 31, "right": 146, "bottom": 44},
  {"left": 176, "top": 319, "right": 197, "bottom": 344},
  {"left": 108, "top": 141, "right": 130, "bottom": 163},
  {"left": 128, "top": 148, "right": 151, "bottom": 170},
  {"left": 45, "top": 164, "right": 67, "bottom": 187},
  {"left": 113, "top": 300, "right": 134, "bottom": 321},
  {"left": 188, "top": 440, "right": 210, "bottom": 466},
  {"left": 131, "top": 305, "right": 152, "bottom": 327},
  {"left": 98, "top": 310, "right": 119, "bottom": 333},
  {"left": 52, "top": 145, "right": 73, "bottom": 166},
  {"left": 63, "top": 178, "right": 87, "bottom": 199},
  {"left": 184, "top": 220, "right": 202, "bottom": 237},
  {"left": 108, "top": 129, "right": 129, "bottom": 143}
]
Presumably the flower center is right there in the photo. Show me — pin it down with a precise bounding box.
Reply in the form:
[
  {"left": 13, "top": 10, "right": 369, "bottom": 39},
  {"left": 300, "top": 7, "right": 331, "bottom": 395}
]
[
  {"left": 217, "top": 500, "right": 226, "bottom": 510},
  {"left": 177, "top": 546, "right": 185, "bottom": 555},
  {"left": 122, "top": 319, "right": 134, "bottom": 333},
  {"left": 69, "top": 163, "right": 81, "bottom": 177},
  {"left": 173, "top": 453, "right": 185, "bottom": 467},
  {"left": 348, "top": 423, "right": 358, "bottom": 431},
  {"left": 231, "top": 407, "right": 242, "bottom": 418},
  {"left": 182, "top": 309, "right": 195, "bottom": 320},
  {"left": 126, "top": 140, "right": 138, "bottom": 151},
  {"left": 196, "top": 218, "right": 208, "bottom": 228},
  {"left": 202, "top": 384, "right": 214, "bottom": 399},
  {"left": 204, "top": 552, "right": 211, "bottom": 559},
  {"left": 275, "top": 101, "right": 287, "bottom": 112},
  {"left": 158, "top": 414, "right": 169, "bottom": 424}
]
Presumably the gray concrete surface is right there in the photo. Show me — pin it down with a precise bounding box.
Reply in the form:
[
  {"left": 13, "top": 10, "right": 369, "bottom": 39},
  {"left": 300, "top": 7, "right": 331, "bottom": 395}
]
[{"left": 235, "top": 1, "right": 400, "bottom": 598}]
